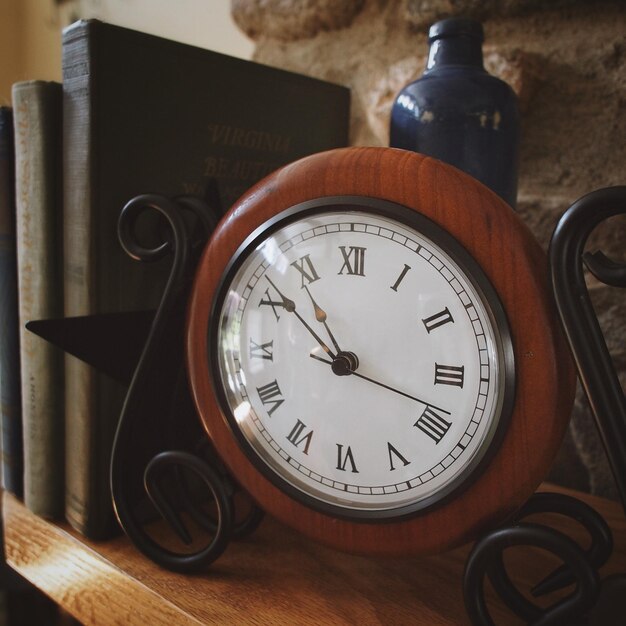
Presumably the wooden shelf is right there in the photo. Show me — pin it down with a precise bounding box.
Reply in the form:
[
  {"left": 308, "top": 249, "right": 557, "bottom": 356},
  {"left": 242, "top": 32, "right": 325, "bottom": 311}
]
[{"left": 3, "top": 485, "right": 625, "bottom": 625}]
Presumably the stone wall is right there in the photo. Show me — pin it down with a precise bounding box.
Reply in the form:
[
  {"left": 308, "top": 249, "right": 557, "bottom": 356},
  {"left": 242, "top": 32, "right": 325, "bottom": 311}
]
[{"left": 231, "top": 0, "right": 626, "bottom": 499}]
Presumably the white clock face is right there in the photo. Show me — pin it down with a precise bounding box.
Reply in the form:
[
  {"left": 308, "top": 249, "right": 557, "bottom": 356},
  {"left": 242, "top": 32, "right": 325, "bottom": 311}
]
[{"left": 212, "top": 200, "right": 513, "bottom": 518}]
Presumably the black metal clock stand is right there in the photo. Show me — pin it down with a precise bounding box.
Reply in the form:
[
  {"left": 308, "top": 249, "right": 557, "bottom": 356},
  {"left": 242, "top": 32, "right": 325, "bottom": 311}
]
[
  {"left": 108, "top": 193, "right": 264, "bottom": 573},
  {"left": 80, "top": 188, "right": 625, "bottom": 619},
  {"left": 464, "top": 186, "right": 626, "bottom": 625}
]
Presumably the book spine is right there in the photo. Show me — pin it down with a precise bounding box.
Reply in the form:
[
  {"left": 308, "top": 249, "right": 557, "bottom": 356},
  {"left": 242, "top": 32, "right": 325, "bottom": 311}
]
[
  {"left": 62, "top": 23, "right": 101, "bottom": 536},
  {"left": 12, "top": 82, "right": 64, "bottom": 518},
  {"left": 0, "top": 107, "right": 23, "bottom": 498}
]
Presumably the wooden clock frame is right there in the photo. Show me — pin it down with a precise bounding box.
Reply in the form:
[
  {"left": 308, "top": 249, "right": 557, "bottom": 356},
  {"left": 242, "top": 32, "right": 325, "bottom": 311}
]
[{"left": 186, "top": 147, "right": 576, "bottom": 556}]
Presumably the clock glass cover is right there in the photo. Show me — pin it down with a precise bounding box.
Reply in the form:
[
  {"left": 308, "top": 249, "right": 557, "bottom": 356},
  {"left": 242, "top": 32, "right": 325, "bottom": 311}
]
[{"left": 210, "top": 198, "right": 514, "bottom": 520}]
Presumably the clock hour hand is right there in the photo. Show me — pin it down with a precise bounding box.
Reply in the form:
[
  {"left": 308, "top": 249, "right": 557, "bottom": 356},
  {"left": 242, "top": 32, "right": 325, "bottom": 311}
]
[
  {"left": 265, "top": 276, "right": 336, "bottom": 358},
  {"left": 303, "top": 285, "right": 342, "bottom": 354},
  {"left": 310, "top": 353, "right": 450, "bottom": 415}
]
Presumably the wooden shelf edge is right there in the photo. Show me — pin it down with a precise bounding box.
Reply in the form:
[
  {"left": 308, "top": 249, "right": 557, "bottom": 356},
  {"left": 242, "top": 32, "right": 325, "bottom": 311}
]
[
  {"left": 2, "top": 491, "right": 203, "bottom": 626},
  {"left": 2, "top": 485, "right": 625, "bottom": 626}
]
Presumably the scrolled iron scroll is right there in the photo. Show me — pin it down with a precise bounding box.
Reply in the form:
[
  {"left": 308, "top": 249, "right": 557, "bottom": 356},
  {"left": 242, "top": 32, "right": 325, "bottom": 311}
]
[
  {"left": 463, "top": 187, "right": 626, "bottom": 624},
  {"left": 110, "top": 193, "right": 263, "bottom": 573},
  {"left": 549, "top": 186, "right": 626, "bottom": 506}
]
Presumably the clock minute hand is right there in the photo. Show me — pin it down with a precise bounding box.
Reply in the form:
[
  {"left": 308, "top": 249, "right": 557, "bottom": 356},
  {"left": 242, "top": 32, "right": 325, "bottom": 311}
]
[
  {"left": 265, "top": 276, "right": 336, "bottom": 358},
  {"left": 310, "top": 353, "right": 450, "bottom": 415}
]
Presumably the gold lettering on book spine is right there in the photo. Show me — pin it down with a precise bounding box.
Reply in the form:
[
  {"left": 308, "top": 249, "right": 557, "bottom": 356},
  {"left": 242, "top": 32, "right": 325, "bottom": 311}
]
[{"left": 206, "top": 123, "right": 292, "bottom": 154}]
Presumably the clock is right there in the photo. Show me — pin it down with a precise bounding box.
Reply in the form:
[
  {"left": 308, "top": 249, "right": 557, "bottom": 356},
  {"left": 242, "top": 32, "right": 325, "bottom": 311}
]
[{"left": 186, "top": 147, "right": 575, "bottom": 555}]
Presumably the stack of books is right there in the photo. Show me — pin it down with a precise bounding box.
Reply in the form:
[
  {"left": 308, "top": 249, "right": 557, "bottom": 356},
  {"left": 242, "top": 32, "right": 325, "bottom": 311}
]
[{"left": 0, "top": 19, "right": 350, "bottom": 540}]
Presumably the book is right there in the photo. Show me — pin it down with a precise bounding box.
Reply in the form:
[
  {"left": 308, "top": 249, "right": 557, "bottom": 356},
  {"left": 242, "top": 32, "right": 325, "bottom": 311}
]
[
  {"left": 62, "top": 19, "right": 350, "bottom": 539},
  {"left": 12, "top": 81, "right": 65, "bottom": 519},
  {"left": 0, "top": 107, "right": 23, "bottom": 498}
]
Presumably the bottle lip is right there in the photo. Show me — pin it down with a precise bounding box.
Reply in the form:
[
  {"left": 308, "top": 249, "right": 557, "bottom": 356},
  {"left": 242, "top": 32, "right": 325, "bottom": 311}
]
[{"left": 428, "top": 17, "right": 484, "bottom": 43}]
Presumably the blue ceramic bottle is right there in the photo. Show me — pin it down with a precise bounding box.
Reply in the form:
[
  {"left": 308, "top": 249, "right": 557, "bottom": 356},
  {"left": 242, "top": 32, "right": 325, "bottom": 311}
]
[{"left": 390, "top": 18, "right": 520, "bottom": 208}]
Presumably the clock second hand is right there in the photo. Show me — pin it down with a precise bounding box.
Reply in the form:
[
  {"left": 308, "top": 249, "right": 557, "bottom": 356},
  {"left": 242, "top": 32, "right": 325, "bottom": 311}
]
[{"left": 310, "top": 353, "right": 451, "bottom": 415}]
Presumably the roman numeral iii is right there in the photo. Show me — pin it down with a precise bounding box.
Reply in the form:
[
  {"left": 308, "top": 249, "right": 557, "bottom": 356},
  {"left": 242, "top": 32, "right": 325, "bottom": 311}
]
[{"left": 434, "top": 363, "right": 465, "bottom": 388}]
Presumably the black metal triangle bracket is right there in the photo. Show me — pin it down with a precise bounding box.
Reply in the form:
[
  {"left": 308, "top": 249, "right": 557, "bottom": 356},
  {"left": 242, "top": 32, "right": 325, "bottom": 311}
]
[{"left": 26, "top": 310, "right": 154, "bottom": 385}]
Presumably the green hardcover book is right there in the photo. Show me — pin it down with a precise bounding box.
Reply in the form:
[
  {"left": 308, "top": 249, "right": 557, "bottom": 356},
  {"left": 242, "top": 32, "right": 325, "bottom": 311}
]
[
  {"left": 12, "top": 81, "right": 64, "bottom": 519},
  {"left": 62, "top": 19, "right": 350, "bottom": 539},
  {"left": 0, "top": 107, "right": 23, "bottom": 499}
]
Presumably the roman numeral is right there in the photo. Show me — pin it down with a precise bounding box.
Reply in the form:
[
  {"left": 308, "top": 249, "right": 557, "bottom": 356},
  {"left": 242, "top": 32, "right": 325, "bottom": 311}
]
[
  {"left": 434, "top": 364, "right": 465, "bottom": 388},
  {"left": 338, "top": 246, "right": 366, "bottom": 276},
  {"left": 258, "top": 287, "right": 282, "bottom": 321},
  {"left": 387, "top": 442, "right": 411, "bottom": 471},
  {"left": 249, "top": 338, "right": 273, "bottom": 361},
  {"left": 390, "top": 264, "right": 411, "bottom": 291},
  {"left": 336, "top": 444, "right": 359, "bottom": 473},
  {"left": 286, "top": 419, "right": 313, "bottom": 454},
  {"left": 422, "top": 307, "right": 454, "bottom": 333},
  {"left": 414, "top": 407, "right": 451, "bottom": 444},
  {"left": 290, "top": 254, "right": 321, "bottom": 288},
  {"left": 256, "top": 380, "right": 284, "bottom": 416}
]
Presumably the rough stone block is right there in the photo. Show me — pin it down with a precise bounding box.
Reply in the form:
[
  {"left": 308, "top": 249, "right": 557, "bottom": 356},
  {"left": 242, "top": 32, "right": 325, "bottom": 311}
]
[
  {"left": 231, "top": 0, "right": 365, "bottom": 41},
  {"left": 484, "top": 47, "right": 544, "bottom": 112},
  {"left": 402, "top": 0, "right": 586, "bottom": 30}
]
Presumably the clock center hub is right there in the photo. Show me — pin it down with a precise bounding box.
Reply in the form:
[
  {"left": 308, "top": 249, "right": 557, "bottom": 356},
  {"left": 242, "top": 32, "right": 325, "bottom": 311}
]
[{"left": 331, "top": 351, "right": 359, "bottom": 376}]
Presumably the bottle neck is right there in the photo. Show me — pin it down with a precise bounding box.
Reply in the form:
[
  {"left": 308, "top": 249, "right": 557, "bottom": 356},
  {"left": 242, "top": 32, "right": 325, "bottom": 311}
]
[{"left": 426, "top": 37, "right": 484, "bottom": 71}]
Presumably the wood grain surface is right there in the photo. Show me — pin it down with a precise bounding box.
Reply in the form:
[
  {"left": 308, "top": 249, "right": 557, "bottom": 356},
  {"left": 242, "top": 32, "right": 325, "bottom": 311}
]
[
  {"left": 3, "top": 486, "right": 625, "bottom": 625},
  {"left": 186, "top": 147, "right": 577, "bottom": 555}
]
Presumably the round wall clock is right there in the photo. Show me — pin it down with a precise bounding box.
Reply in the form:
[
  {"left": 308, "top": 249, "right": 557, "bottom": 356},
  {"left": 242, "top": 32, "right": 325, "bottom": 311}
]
[{"left": 186, "top": 147, "right": 576, "bottom": 555}]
